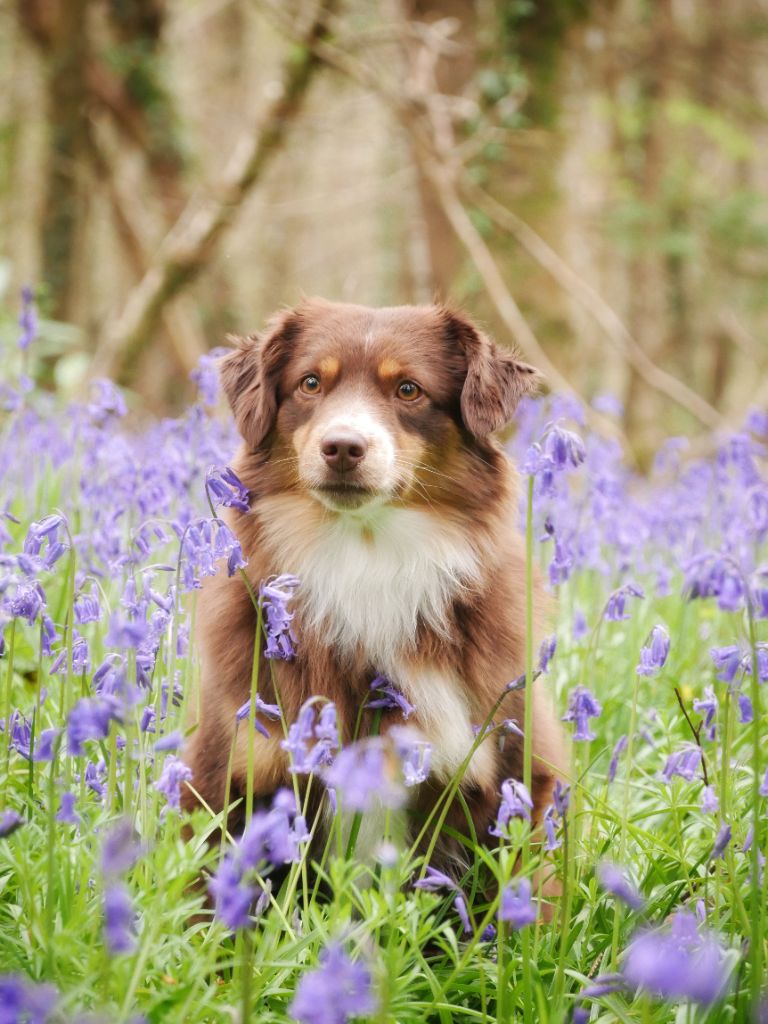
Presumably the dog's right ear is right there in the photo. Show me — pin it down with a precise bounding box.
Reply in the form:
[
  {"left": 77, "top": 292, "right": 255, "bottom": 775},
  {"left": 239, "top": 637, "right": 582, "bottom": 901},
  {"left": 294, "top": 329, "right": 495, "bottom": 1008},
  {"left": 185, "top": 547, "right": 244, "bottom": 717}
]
[{"left": 219, "top": 310, "right": 301, "bottom": 449}]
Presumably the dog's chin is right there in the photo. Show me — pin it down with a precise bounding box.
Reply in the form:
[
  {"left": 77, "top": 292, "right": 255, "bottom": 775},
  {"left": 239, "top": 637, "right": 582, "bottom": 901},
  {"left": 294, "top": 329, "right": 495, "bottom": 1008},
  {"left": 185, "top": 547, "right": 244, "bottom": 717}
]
[{"left": 310, "top": 482, "right": 388, "bottom": 513}]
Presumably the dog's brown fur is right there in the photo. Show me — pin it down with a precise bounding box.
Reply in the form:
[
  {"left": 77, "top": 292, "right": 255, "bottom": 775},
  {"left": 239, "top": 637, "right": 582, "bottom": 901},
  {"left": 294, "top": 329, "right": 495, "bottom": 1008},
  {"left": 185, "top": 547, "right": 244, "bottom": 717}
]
[{"left": 181, "top": 298, "right": 565, "bottom": 871}]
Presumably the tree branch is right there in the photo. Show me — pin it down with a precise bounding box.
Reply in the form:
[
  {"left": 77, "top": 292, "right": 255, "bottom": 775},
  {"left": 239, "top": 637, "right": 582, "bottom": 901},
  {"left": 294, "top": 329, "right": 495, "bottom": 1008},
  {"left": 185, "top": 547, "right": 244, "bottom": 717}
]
[{"left": 92, "top": 0, "right": 335, "bottom": 382}]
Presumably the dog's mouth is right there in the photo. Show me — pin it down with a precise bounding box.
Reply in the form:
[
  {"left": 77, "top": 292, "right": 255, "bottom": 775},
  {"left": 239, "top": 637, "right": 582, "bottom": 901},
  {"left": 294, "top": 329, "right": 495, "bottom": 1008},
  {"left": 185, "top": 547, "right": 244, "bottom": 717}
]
[{"left": 312, "top": 482, "right": 382, "bottom": 511}]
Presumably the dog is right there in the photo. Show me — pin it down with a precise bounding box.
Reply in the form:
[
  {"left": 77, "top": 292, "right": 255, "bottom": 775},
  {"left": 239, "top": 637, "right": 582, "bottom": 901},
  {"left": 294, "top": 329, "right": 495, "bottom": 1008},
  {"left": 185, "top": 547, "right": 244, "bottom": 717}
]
[{"left": 181, "top": 297, "right": 564, "bottom": 875}]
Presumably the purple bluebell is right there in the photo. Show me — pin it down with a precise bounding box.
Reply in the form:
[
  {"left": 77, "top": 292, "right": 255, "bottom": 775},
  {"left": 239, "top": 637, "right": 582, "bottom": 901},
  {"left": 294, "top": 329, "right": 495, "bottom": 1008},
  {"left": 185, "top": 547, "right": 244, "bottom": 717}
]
[
  {"left": 553, "top": 779, "right": 570, "bottom": 816},
  {"left": 17, "top": 285, "right": 38, "bottom": 350},
  {"left": 155, "top": 755, "right": 193, "bottom": 811},
  {"left": 489, "top": 778, "right": 533, "bottom": 836},
  {"left": 84, "top": 759, "right": 107, "bottom": 798},
  {"left": 580, "top": 974, "right": 627, "bottom": 999},
  {"left": 23, "top": 513, "right": 68, "bottom": 569},
  {"left": 0, "top": 972, "right": 58, "bottom": 1023},
  {"left": 608, "top": 734, "right": 628, "bottom": 783},
  {"left": 709, "top": 824, "right": 732, "bottom": 862},
  {"left": 636, "top": 625, "right": 670, "bottom": 676},
  {"left": 662, "top": 744, "right": 702, "bottom": 783},
  {"left": 101, "top": 819, "right": 143, "bottom": 877},
  {"left": 206, "top": 465, "right": 250, "bottom": 514},
  {"left": 74, "top": 584, "right": 101, "bottom": 624},
  {"left": 693, "top": 688, "right": 717, "bottom": 741},
  {"left": 454, "top": 895, "right": 472, "bottom": 933},
  {"left": 56, "top": 792, "right": 79, "bottom": 825},
  {"left": 709, "top": 645, "right": 745, "bottom": 684},
  {"left": 622, "top": 911, "right": 729, "bottom": 1005},
  {"left": 367, "top": 675, "right": 415, "bottom": 719},
  {"left": 7, "top": 710, "right": 31, "bottom": 759},
  {"left": 498, "top": 878, "right": 536, "bottom": 930},
  {"left": 282, "top": 701, "right": 338, "bottom": 774},
  {"left": 760, "top": 768, "right": 768, "bottom": 797},
  {"left": 104, "top": 883, "right": 137, "bottom": 954},
  {"left": 604, "top": 582, "right": 645, "bottom": 621},
  {"left": 324, "top": 740, "right": 406, "bottom": 812},
  {"left": 737, "top": 692, "right": 753, "bottom": 724},
  {"left": 7, "top": 580, "right": 45, "bottom": 624},
  {"left": 67, "top": 696, "right": 122, "bottom": 755},
  {"left": 413, "top": 867, "right": 458, "bottom": 892},
  {"left": 597, "top": 862, "right": 644, "bottom": 910},
  {"left": 562, "top": 686, "right": 602, "bottom": 742},
  {"left": 0, "top": 810, "right": 23, "bottom": 837},
  {"left": 538, "top": 635, "right": 557, "bottom": 673},
  {"left": 543, "top": 806, "right": 560, "bottom": 851},
  {"left": 701, "top": 785, "right": 719, "bottom": 814},
  {"left": 32, "top": 728, "right": 60, "bottom": 762},
  {"left": 572, "top": 608, "right": 588, "bottom": 640},
  {"left": 684, "top": 554, "right": 745, "bottom": 614},
  {"left": 88, "top": 379, "right": 127, "bottom": 421},
  {"left": 154, "top": 730, "right": 183, "bottom": 752},
  {"left": 235, "top": 694, "right": 282, "bottom": 739},
  {"left": 260, "top": 574, "right": 300, "bottom": 659},
  {"left": 208, "top": 857, "right": 256, "bottom": 931},
  {"left": 289, "top": 944, "right": 377, "bottom": 1024},
  {"left": 389, "top": 726, "right": 431, "bottom": 786},
  {"left": 190, "top": 348, "right": 227, "bottom": 406}
]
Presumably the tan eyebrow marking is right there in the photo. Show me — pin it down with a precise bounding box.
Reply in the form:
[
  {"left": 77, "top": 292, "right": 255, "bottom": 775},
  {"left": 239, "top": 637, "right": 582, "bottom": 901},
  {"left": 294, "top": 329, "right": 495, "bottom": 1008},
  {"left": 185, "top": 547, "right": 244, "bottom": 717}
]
[
  {"left": 378, "top": 358, "right": 404, "bottom": 380},
  {"left": 318, "top": 357, "right": 340, "bottom": 379}
]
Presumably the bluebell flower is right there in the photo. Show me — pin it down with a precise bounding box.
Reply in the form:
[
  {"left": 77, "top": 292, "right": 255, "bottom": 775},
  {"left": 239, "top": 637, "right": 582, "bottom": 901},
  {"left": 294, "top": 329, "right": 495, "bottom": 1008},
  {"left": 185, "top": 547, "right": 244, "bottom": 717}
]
[
  {"left": 154, "top": 730, "right": 183, "bottom": 752},
  {"left": 68, "top": 696, "right": 123, "bottom": 755},
  {"left": 324, "top": 740, "right": 406, "bottom": 812},
  {"left": 709, "top": 824, "right": 732, "bottom": 862},
  {"left": 663, "top": 744, "right": 702, "bottom": 783},
  {"left": 367, "top": 675, "right": 415, "bottom": 719},
  {"left": 454, "top": 894, "right": 472, "bottom": 933},
  {"left": 0, "top": 810, "right": 23, "bottom": 838},
  {"left": 190, "top": 348, "right": 227, "bottom": 406},
  {"left": 489, "top": 778, "right": 533, "bottom": 836},
  {"left": 562, "top": 686, "right": 602, "bottom": 742},
  {"left": 74, "top": 583, "right": 101, "bottom": 624},
  {"left": 737, "top": 693, "right": 753, "bottom": 724},
  {"left": 154, "top": 755, "right": 193, "bottom": 811},
  {"left": 390, "top": 726, "right": 431, "bottom": 786},
  {"left": 282, "top": 701, "right": 338, "bottom": 774},
  {"left": 101, "top": 819, "right": 143, "bottom": 877},
  {"left": 0, "top": 972, "right": 58, "bottom": 1023},
  {"left": 289, "top": 944, "right": 377, "bottom": 1024},
  {"left": 17, "top": 285, "right": 38, "bottom": 350},
  {"left": 760, "top": 768, "right": 768, "bottom": 797},
  {"left": 413, "top": 866, "right": 458, "bottom": 892},
  {"left": 88, "top": 379, "right": 127, "bottom": 421},
  {"left": 597, "top": 861, "right": 644, "bottom": 910},
  {"left": 622, "top": 911, "right": 729, "bottom": 1005},
  {"left": 608, "top": 734, "right": 627, "bottom": 783},
  {"left": 693, "top": 688, "right": 717, "bottom": 741},
  {"left": 636, "top": 625, "right": 670, "bottom": 676},
  {"left": 23, "top": 513, "right": 68, "bottom": 569},
  {"left": 206, "top": 465, "right": 250, "bottom": 513},
  {"left": 259, "top": 574, "right": 300, "bottom": 659},
  {"left": 709, "top": 645, "right": 746, "bottom": 684},
  {"left": 538, "top": 635, "right": 557, "bottom": 673},
  {"left": 208, "top": 857, "right": 256, "bottom": 931},
  {"left": 498, "top": 878, "right": 536, "bottom": 930},
  {"left": 32, "top": 728, "right": 60, "bottom": 762},
  {"left": 604, "top": 582, "right": 645, "bottom": 621},
  {"left": 235, "top": 694, "right": 282, "bottom": 739},
  {"left": 701, "top": 785, "right": 719, "bottom": 814},
  {"left": 56, "top": 792, "right": 79, "bottom": 825},
  {"left": 104, "top": 883, "right": 137, "bottom": 954}
]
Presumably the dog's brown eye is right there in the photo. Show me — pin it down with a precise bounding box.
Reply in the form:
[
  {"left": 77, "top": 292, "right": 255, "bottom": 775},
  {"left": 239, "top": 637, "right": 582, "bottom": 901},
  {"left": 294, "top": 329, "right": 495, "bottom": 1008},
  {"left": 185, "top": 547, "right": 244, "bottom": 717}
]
[
  {"left": 397, "top": 381, "right": 422, "bottom": 402},
  {"left": 299, "top": 375, "right": 321, "bottom": 395}
]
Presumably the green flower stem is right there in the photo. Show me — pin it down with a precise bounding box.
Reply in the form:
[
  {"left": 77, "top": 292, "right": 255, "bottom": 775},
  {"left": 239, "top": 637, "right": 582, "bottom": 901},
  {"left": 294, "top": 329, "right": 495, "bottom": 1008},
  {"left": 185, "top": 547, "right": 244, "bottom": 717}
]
[
  {"left": 747, "top": 606, "right": 763, "bottom": 1007},
  {"left": 2, "top": 619, "right": 17, "bottom": 807}
]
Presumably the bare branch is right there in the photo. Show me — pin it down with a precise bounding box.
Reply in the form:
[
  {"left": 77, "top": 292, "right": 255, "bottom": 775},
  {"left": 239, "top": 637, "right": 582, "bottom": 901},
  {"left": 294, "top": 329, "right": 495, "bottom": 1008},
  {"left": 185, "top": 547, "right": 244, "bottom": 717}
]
[{"left": 92, "top": 0, "right": 335, "bottom": 382}]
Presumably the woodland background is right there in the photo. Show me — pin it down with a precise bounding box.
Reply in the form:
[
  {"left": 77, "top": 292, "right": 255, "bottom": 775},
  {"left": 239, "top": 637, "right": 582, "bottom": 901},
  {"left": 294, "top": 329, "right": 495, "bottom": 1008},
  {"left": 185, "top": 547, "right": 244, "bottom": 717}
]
[{"left": 2, "top": 0, "right": 768, "bottom": 457}]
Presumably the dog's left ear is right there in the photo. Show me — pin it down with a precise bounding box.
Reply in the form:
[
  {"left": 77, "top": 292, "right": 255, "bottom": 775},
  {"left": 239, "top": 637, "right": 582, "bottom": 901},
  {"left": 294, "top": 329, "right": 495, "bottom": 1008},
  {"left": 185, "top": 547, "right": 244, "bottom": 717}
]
[
  {"left": 443, "top": 310, "right": 541, "bottom": 436},
  {"left": 219, "top": 309, "right": 301, "bottom": 449}
]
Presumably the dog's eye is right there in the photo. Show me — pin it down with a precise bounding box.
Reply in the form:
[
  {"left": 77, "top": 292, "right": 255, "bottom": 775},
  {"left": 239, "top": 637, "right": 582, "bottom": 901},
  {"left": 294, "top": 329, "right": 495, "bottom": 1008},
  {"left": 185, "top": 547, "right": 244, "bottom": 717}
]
[
  {"left": 397, "top": 380, "right": 422, "bottom": 402},
  {"left": 299, "top": 375, "right": 322, "bottom": 395}
]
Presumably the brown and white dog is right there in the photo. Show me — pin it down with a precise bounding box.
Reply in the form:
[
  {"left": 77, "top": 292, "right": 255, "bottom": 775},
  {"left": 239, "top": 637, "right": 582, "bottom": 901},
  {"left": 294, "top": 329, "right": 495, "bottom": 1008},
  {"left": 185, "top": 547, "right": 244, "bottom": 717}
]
[{"left": 181, "top": 298, "right": 564, "bottom": 871}]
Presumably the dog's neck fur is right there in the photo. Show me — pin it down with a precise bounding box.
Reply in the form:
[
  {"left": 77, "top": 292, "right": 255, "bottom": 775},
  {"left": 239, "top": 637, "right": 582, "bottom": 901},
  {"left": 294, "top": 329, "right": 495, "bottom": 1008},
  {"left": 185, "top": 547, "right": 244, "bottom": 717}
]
[{"left": 255, "top": 492, "right": 489, "bottom": 677}]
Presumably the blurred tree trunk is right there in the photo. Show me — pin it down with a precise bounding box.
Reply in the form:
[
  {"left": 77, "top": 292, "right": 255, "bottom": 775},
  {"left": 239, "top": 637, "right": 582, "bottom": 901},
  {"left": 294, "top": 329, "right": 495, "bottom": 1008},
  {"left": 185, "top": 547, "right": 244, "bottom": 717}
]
[
  {"left": 400, "top": 0, "right": 477, "bottom": 299},
  {"left": 18, "top": 0, "right": 91, "bottom": 321}
]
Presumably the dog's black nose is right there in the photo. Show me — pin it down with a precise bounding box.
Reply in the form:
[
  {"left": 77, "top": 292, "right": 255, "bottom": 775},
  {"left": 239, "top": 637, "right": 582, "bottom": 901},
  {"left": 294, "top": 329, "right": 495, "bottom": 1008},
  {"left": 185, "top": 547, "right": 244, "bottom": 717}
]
[{"left": 321, "top": 432, "right": 368, "bottom": 471}]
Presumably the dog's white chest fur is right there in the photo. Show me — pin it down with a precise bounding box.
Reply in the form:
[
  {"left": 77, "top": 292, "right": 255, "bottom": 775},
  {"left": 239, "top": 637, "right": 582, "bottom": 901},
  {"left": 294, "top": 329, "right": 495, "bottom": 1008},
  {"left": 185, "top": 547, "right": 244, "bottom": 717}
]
[
  {"left": 258, "top": 497, "right": 480, "bottom": 673},
  {"left": 258, "top": 496, "right": 491, "bottom": 785}
]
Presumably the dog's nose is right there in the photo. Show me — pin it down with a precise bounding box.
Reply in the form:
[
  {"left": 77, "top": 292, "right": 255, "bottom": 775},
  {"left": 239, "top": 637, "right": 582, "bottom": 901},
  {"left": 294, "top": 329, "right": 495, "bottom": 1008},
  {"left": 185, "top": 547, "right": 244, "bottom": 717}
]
[{"left": 321, "top": 432, "right": 368, "bottom": 471}]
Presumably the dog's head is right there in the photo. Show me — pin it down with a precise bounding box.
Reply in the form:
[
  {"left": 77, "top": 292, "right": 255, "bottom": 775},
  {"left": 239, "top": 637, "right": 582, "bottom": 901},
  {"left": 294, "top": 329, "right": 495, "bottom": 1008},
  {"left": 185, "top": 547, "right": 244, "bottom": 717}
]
[{"left": 220, "top": 299, "right": 539, "bottom": 513}]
